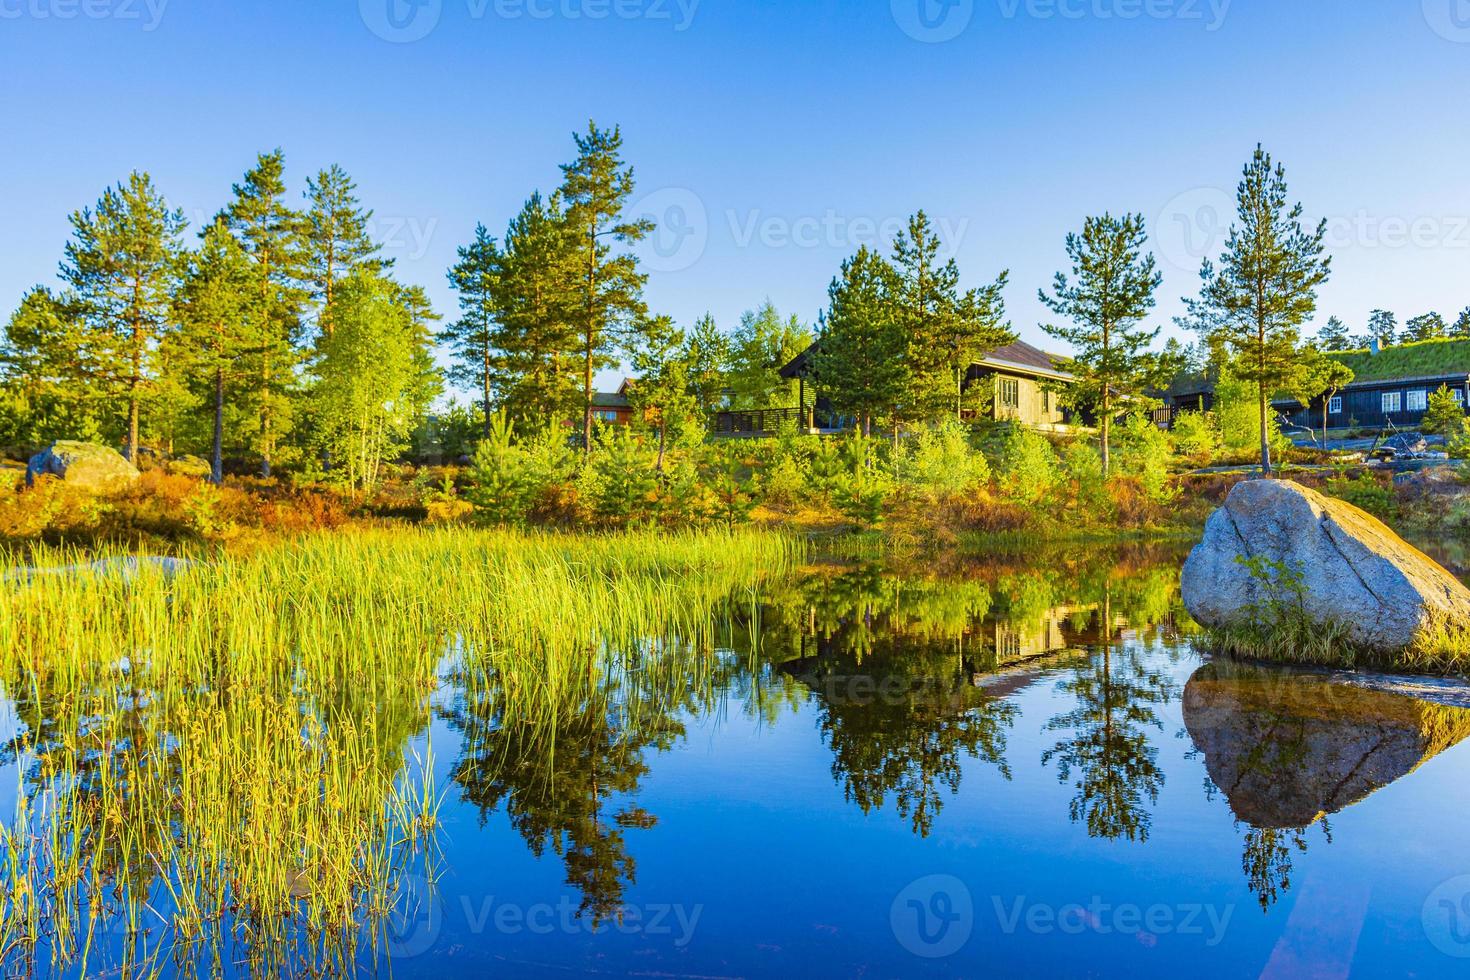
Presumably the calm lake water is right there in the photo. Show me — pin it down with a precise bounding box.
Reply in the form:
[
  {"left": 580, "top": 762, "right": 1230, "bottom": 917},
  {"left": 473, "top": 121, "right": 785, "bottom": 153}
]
[{"left": 6, "top": 543, "right": 1470, "bottom": 978}]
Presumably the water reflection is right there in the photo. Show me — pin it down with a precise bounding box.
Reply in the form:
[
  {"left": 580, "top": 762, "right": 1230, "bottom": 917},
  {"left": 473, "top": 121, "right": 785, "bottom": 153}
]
[
  {"left": 8, "top": 543, "right": 1470, "bottom": 975},
  {"left": 1185, "top": 661, "right": 1470, "bottom": 908}
]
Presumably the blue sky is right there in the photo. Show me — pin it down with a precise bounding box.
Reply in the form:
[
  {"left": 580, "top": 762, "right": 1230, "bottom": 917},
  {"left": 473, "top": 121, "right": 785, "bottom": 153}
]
[{"left": 3, "top": 0, "right": 1470, "bottom": 392}]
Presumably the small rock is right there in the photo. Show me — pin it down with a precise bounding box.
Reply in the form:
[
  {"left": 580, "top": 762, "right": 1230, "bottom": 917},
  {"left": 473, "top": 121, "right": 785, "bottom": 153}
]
[
  {"left": 26, "top": 441, "right": 140, "bottom": 492},
  {"left": 167, "top": 455, "right": 214, "bottom": 479},
  {"left": 1181, "top": 479, "right": 1470, "bottom": 653}
]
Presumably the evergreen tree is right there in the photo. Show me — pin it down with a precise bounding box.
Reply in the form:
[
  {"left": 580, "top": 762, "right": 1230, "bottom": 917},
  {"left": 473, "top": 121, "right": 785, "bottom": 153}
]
[
  {"left": 1039, "top": 213, "right": 1167, "bottom": 477},
  {"left": 1315, "top": 315, "right": 1351, "bottom": 351},
  {"left": 728, "top": 301, "right": 812, "bottom": 410},
  {"left": 1183, "top": 147, "right": 1331, "bottom": 475},
  {"left": 174, "top": 220, "right": 261, "bottom": 482},
  {"left": 1294, "top": 347, "right": 1354, "bottom": 447},
  {"left": 222, "top": 150, "right": 306, "bottom": 476},
  {"left": 1368, "top": 309, "right": 1398, "bottom": 347},
  {"left": 301, "top": 164, "right": 388, "bottom": 337},
  {"left": 489, "top": 192, "right": 581, "bottom": 426},
  {"left": 445, "top": 223, "right": 501, "bottom": 436},
  {"left": 1405, "top": 312, "right": 1448, "bottom": 343},
  {"left": 813, "top": 247, "right": 906, "bottom": 436},
  {"left": 558, "top": 122, "right": 652, "bottom": 450},
  {"left": 60, "top": 171, "right": 187, "bottom": 461},
  {"left": 0, "top": 287, "right": 101, "bottom": 446},
  {"left": 1453, "top": 308, "right": 1470, "bottom": 339},
  {"left": 397, "top": 282, "right": 444, "bottom": 425},
  {"left": 682, "top": 313, "right": 731, "bottom": 415},
  {"left": 890, "top": 211, "right": 1013, "bottom": 425},
  {"left": 626, "top": 315, "right": 697, "bottom": 472}
]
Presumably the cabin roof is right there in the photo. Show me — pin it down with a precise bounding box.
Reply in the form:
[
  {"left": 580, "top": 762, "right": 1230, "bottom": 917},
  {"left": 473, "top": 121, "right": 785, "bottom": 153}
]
[{"left": 780, "top": 339, "right": 1073, "bottom": 382}]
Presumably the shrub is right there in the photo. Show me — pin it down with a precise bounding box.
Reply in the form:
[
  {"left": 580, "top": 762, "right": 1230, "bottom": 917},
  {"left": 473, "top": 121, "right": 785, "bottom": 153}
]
[
  {"left": 1171, "top": 411, "right": 1220, "bottom": 461},
  {"left": 997, "top": 426, "right": 1059, "bottom": 504},
  {"left": 901, "top": 420, "right": 990, "bottom": 501},
  {"left": 1115, "top": 413, "right": 1177, "bottom": 503}
]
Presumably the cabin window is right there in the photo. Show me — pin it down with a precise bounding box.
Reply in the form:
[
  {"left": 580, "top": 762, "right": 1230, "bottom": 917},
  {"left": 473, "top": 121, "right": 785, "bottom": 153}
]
[
  {"left": 1329, "top": 396, "right": 1342, "bottom": 414},
  {"left": 1456, "top": 389, "right": 1466, "bottom": 405},
  {"left": 1042, "top": 390, "right": 1051, "bottom": 413},
  {"left": 1382, "top": 392, "right": 1402, "bottom": 414},
  {"left": 1407, "top": 390, "right": 1429, "bottom": 412},
  {"left": 595, "top": 410, "right": 620, "bottom": 423},
  {"left": 999, "top": 378, "right": 1020, "bottom": 410}
]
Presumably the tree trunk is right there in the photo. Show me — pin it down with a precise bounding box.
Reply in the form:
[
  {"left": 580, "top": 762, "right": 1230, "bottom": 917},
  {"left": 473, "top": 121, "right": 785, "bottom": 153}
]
[
  {"left": 213, "top": 365, "right": 226, "bottom": 485},
  {"left": 582, "top": 225, "right": 597, "bottom": 454},
  {"left": 1258, "top": 382, "right": 1272, "bottom": 476},
  {"left": 1100, "top": 388, "right": 1112, "bottom": 479},
  {"left": 656, "top": 418, "right": 667, "bottom": 475}
]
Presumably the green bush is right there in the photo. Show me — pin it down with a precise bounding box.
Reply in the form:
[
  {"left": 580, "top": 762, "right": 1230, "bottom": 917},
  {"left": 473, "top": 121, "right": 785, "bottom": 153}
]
[
  {"left": 1171, "top": 410, "right": 1220, "bottom": 460},
  {"left": 1116, "top": 413, "right": 1177, "bottom": 503},
  {"left": 997, "top": 426, "right": 1059, "bottom": 504},
  {"left": 900, "top": 420, "right": 990, "bottom": 501}
]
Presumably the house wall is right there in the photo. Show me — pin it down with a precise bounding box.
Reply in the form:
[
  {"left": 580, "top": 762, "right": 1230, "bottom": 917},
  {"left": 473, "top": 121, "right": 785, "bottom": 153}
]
[
  {"left": 988, "top": 372, "right": 1066, "bottom": 426},
  {"left": 1279, "top": 378, "right": 1469, "bottom": 430}
]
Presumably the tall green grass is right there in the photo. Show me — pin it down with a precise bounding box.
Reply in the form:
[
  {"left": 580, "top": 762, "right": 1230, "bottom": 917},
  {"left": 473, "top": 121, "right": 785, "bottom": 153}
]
[{"left": 0, "top": 527, "right": 797, "bottom": 975}]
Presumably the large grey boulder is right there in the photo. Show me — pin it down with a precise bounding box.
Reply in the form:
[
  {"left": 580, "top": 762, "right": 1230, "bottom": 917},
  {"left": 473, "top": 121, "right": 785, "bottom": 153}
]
[
  {"left": 27, "top": 441, "right": 140, "bottom": 492},
  {"left": 1182, "top": 479, "right": 1470, "bottom": 653}
]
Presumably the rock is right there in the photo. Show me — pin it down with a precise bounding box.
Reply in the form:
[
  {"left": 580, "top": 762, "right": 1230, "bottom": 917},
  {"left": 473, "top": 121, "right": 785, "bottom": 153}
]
[
  {"left": 1181, "top": 479, "right": 1470, "bottom": 653},
  {"left": 1393, "top": 465, "right": 1464, "bottom": 498},
  {"left": 167, "top": 455, "right": 214, "bottom": 479},
  {"left": 1182, "top": 662, "right": 1470, "bottom": 828},
  {"left": 26, "top": 441, "right": 140, "bottom": 492}
]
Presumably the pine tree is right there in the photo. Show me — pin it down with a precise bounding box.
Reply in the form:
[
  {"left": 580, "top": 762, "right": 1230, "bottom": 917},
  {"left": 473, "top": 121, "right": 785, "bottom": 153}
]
[
  {"left": 446, "top": 223, "right": 502, "bottom": 436},
  {"left": 890, "top": 211, "right": 1012, "bottom": 426},
  {"left": 1453, "top": 308, "right": 1470, "bottom": 339},
  {"left": 813, "top": 247, "right": 906, "bottom": 436},
  {"left": 60, "top": 171, "right": 187, "bottom": 461},
  {"left": 682, "top": 313, "right": 731, "bottom": 415},
  {"left": 1368, "top": 309, "right": 1398, "bottom": 347},
  {"left": 223, "top": 150, "right": 306, "bottom": 476},
  {"left": 626, "top": 315, "right": 697, "bottom": 472},
  {"left": 1405, "top": 312, "right": 1448, "bottom": 343},
  {"left": 489, "top": 192, "right": 581, "bottom": 427},
  {"left": 174, "top": 220, "right": 261, "bottom": 482},
  {"left": 1183, "top": 147, "right": 1331, "bottom": 475},
  {"left": 396, "top": 282, "right": 444, "bottom": 428},
  {"left": 1039, "top": 213, "right": 1167, "bottom": 477},
  {"left": 301, "top": 164, "right": 389, "bottom": 337},
  {"left": 0, "top": 287, "right": 101, "bottom": 446},
  {"left": 558, "top": 122, "right": 652, "bottom": 450},
  {"left": 1315, "top": 315, "right": 1351, "bottom": 351},
  {"left": 1294, "top": 347, "right": 1354, "bottom": 447}
]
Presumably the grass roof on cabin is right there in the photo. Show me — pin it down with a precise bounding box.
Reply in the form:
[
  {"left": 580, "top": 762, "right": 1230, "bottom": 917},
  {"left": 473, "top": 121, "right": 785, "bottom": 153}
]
[{"left": 1329, "top": 338, "right": 1470, "bottom": 383}]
